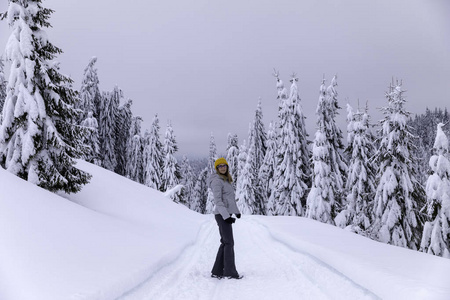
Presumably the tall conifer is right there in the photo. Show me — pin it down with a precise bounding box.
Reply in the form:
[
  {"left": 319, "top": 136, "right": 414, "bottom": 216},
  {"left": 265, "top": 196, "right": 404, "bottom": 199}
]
[
  {"left": 371, "top": 82, "right": 425, "bottom": 249},
  {"left": 0, "top": 0, "right": 90, "bottom": 192}
]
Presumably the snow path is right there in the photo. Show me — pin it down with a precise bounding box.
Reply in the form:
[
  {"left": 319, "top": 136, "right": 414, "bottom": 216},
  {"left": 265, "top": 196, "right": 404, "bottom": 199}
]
[{"left": 118, "top": 218, "right": 380, "bottom": 300}]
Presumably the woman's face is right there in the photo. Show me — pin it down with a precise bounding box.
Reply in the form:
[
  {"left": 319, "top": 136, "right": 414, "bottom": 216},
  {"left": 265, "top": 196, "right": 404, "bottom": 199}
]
[{"left": 217, "top": 164, "right": 227, "bottom": 175}]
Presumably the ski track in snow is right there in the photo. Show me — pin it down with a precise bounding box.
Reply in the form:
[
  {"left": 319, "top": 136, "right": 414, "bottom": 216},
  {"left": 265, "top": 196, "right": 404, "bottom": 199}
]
[{"left": 118, "top": 218, "right": 380, "bottom": 300}]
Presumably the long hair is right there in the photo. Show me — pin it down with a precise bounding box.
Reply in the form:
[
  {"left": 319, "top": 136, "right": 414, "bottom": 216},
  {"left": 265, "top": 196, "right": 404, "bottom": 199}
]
[{"left": 216, "top": 166, "right": 233, "bottom": 183}]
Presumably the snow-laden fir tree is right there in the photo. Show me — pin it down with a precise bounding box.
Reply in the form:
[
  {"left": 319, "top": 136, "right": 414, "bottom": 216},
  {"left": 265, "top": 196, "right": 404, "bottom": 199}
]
[
  {"left": 306, "top": 125, "right": 335, "bottom": 224},
  {"left": 226, "top": 133, "right": 239, "bottom": 189},
  {"left": 324, "top": 75, "right": 348, "bottom": 208},
  {"left": 143, "top": 114, "right": 163, "bottom": 190},
  {"left": 208, "top": 133, "right": 218, "bottom": 173},
  {"left": 305, "top": 81, "right": 336, "bottom": 223},
  {"left": 126, "top": 116, "right": 143, "bottom": 183},
  {"left": 258, "top": 121, "right": 277, "bottom": 215},
  {"left": 420, "top": 123, "right": 450, "bottom": 258},
  {"left": 237, "top": 124, "right": 260, "bottom": 214},
  {"left": 273, "top": 69, "right": 288, "bottom": 117},
  {"left": 81, "top": 111, "right": 100, "bottom": 165},
  {"left": 190, "top": 167, "right": 209, "bottom": 213},
  {"left": 161, "top": 121, "right": 182, "bottom": 203},
  {"left": 115, "top": 98, "right": 132, "bottom": 176},
  {"left": 335, "top": 103, "right": 376, "bottom": 232},
  {"left": 78, "top": 57, "right": 101, "bottom": 122},
  {"left": 270, "top": 74, "right": 309, "bottom": 216},
  {"left": 0, "top": 56, "right": 7, "bottom": 118},
  {"left": 248, "top": 99, "right": 267, "bottom": 213},
  {"left": 371, "top": 82, "right": 425, "bottom": 249},
  {"left": 99, "top": 91, "right": 117, "bottom": 171},
  {"left": 179, "top": 155, "right": 195, "bottom": 207},
  {"left": 307, "top": 78, "right": 342, "bottom": 222},
  {"left": 205, "top": 133, "right": 218, "bottom": 213},
  {"left": 249, "top": 98, "right": 267, "bottom": 173},
  {"left": 236, "top": 139, "right": 248, "bottom": 197},
  {"left": 0, "top": 1, "right": 90, "bottom": 193}
]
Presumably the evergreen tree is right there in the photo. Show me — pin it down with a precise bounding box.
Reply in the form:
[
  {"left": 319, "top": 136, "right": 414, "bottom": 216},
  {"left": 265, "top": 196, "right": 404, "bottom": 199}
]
[
  {"left": 143, "top": 114, "right": 163, "bottom": 190},
  {"left": 335, "top": 104, "right": 376, "bottom": 232},
  {"left": 226, "top": 133, "right": 239, "bottom": 188},
  {"left": 115, "top": 98, "right": 132, "bottom": 176},
  {"left": 99, "top": 91, "right": 117, "bottom": 171},
  {"left": 180, "top": 155, "right": 195, "bottom": 207},
  {"left": 78, "top": 57, "right": 101, "bottom": 122},
  {"left": 205, "top": 133, "right": 218, "bottom": 213},
  {"left": 236, "top": 139, "right": 248, "bottom": 198},
  {"left": 420, "top": 123, "right": 450, "bottom": 258},
  {"left": 236, "top": 135, "right": 258, "bottom": 214},
  {"left": 81, "top": 111, "right": 100, "bottom": 165},
  {"left": 258, "top": 122, "right": 277, "bottom": 215},
  {"left": 273, "top": 69, "right": 288, "bottom": 117},
  {"left": 0, "top": 1, "right": 90, "bottom": 193},
  {"left": 191, "top": 167, "right": 209, "bottom": 213},
  {"left": 371, "top": 82, "right": 425, "bottom": 249},
  {"left": 306, "top": 126, "right": 335, "bottom": 224},
  {"left": 249, "top": 98, "right": 267, "bottom": 173},
  {"left": 126, "top": 116, "right": 144, "bottom": 183},
  {"left": 161, "top": 121, "right": 181, "bottom": 203},
  {"left": 325, "top": 75, "right": 348, "bottom": 208},
  {"left": 248, "top": 99, "right": 268, "bottom": 214},
  {"left": 270, "top": 74, "right": 309, "bottom": 216},
  {"left": 0, "top": 56, "right": 7, "bottom": 119},
  {"left": 208, "top": 133, "right": 218, "bottom": 173}
]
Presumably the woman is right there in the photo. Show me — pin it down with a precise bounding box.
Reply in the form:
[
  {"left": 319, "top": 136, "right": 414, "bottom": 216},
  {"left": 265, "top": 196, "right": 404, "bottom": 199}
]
[{"left": 208, "top": 157, "right": 243, "bottom": 280}]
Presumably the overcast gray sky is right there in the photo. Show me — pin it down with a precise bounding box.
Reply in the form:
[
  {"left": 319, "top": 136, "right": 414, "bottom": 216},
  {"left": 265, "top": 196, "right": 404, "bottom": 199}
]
[{"left": 1, "top": 0, "right": 449, "bottom": 158}]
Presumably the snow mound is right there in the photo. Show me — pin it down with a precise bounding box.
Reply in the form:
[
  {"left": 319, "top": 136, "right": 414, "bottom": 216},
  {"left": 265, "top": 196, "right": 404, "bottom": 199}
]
[{"left": 0, "top": 160, "right": 206, "bottom": 300}]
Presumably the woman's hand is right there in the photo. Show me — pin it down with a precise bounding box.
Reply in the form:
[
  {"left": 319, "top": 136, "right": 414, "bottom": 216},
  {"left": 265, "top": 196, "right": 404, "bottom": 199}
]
[{"left": 225, "top": 217, "right": 236, "bottom": 224}]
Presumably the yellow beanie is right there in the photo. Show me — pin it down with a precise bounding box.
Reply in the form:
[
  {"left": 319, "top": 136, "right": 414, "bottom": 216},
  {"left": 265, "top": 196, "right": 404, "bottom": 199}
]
[{"left": 214, "top": 157, "right": 228, "bottom": 169}]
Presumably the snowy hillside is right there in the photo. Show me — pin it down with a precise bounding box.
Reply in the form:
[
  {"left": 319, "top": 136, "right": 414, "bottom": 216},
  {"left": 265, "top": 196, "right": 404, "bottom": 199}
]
[{"left": 1, "top": 161, "right": 450, "bottom": 300}]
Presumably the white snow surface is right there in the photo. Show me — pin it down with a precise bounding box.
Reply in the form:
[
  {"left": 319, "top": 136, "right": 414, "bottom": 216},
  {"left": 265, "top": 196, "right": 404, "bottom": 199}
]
[{"left": 1, "top": 160, "right": 450, "bottom": 300}]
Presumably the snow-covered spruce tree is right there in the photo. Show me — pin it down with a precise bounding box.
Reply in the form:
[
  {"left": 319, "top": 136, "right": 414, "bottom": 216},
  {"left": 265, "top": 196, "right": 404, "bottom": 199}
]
[
  {"left": 126, "top": 116, "right": 144, "bottom": 183},
  {"left": 371, "top": 82, "right": 425, "bottom": 249},
  {"left": 306, "top": 125, "right": 335, "bottom": 224},
  {"left": 143, "top": 114, "right": 163, "bottom": 190},
  {"left": 305, "top": 81, "right": 336, "bottom": 223},
  {"left": 81, "top": 111, "right": 100, "bottom": 165},
  {"left": 420, "top": 123, "right": 450, "bottom": 258},
  {"left": 115, "top": 98, "right": 132, "bottom": 176},
  {"left": 204, "top": 132, "right": 218, "bottom": 213},
  {"left": 258, "top": 121, "right": 277, "bottom": 215},
  {"left": 78, "top": 57, "right": 101, "bottom": 123},
  {"left": 236, "top": 139, "right": 247, "bottom": 198},
  {"left": 226, "top": 133, "right": 239, "bottom": 188},
  {"left": 270, "top": 74, "right": 309, "bottom": 216},
  {"left": 325, "top": 75, "right": 348, "bottom": 208},
  {"left": 236, "top": 132, "right": 260, "bottom": 214},
  {"left": 249, "top": 98, "right": 267, "bottom": 173},
  {"left": 0, "top": 1, "right": 90, "bottom": 193},
  {"left": 190, "top": 167, "right": 209, "bottom": 213},
  {"left": 335, "top": 104, "right": 376, "bottom": 232},
  {"left": 248, "top": 99, "right": 268, "bottom": 214},
  {"left": 179, "top": 155, "right": 195, "bottom": 207},
  {"left": 0, "top": 56, "right": 7, "bottom": 118},
  {"left": 273, "top": 69, "right": 288, "bottom": 117},
  {"left": 99, "top": 91, "right": 117, "bottom": 171},
  {"left": 161, "top": 121, "right": 182, "bottom": 203},
  {"left": 208, "top": 132, "right": 218, "bottom": 173}
]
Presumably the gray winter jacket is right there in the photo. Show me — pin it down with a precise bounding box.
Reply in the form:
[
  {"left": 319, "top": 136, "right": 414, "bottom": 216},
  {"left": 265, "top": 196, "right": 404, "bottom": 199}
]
[{"left": 208, "top": 173, "right": 241, "bottom": 220}]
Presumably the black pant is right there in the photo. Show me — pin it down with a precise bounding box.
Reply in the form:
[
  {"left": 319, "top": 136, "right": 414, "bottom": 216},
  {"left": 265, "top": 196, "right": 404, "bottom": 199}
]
[{"left": 211, "top": 214, "right": 238, "bottom": 277}]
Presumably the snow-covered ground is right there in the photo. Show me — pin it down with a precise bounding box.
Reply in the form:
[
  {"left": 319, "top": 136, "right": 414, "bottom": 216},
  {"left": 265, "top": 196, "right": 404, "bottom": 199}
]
[{"left": 1, "top": 160, "right": 450, "bottom": 300}]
